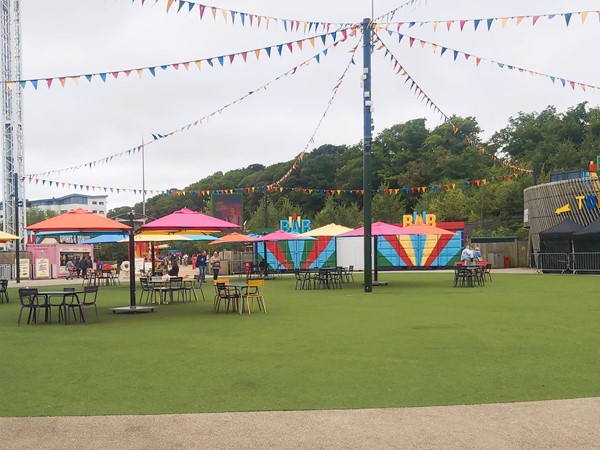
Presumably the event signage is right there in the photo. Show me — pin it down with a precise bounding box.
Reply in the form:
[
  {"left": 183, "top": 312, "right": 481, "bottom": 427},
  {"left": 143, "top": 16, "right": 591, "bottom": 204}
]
[
  {"left": 280, "top": 214, "right": 311, "bottom": 234},
  {"left": 19, "top": 259, "right": 30, "bottom": 279},
  {"left": 403, "top": 211, "right": 437, "bottom": 227},
  {"left": 35, "top": 258, "right": 50, "bottom": 278},
  {"left": 556, "top": 192, "right": 600, "bottom": 215}
]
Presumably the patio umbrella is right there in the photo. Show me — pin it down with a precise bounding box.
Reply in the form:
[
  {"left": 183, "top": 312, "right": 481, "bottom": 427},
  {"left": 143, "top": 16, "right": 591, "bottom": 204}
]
[
  {"left": 118, "top": 234, "right": 193, "bottom": 243},
  {"left": 26, "top": 208, "right": 143, "bottom": 311},
  {"left": 400, "top": 223, "right": 456, "bottom": 236},
  {"left": 83, "top": 234, "right": 128, "bottom": 244},
  {"left": 300, "top": 223, "right": 353, "bottom": 237},
  {"left": 0, "top": 230, "right": 21, "bottom": 243},
  {"left": 208, "top": 232, "right": 257, "bottom": 245},
  {"left": 338, "top": 221, "right": 405, "bottom": 238},
  {"left": 255, "top": 230, "right": 313, "bottom": 241},
  {"left": 339, "top": 222, "right": 410, "bottom": 284},
  {"left": 26, "top": 208, "right": 132, "bottom": 234},
  {"left": 138, "top": 207, "right": 239, "bottom": 234}
]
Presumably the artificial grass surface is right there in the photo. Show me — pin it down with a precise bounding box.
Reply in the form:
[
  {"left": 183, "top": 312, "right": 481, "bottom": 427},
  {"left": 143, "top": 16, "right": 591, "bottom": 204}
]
[{"left": 0, "top": 272, "right": 599, "bottom": 417}]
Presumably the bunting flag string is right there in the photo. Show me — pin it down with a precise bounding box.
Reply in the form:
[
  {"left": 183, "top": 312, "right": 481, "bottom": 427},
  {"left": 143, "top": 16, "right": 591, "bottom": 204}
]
[
  {"left": 373, "top": 30, "right": 533, "bottom": 174},
  {"left": 25, "top": 170, "right": 522, "bottom": 198},
  {"left": 23, "top": 175, "right": 165, "bottom": 197},
  {"left": 272, "top": 38, "right": 362, "bottom": 187},
  {"left": 374, "top": 0, "right": 423, "bottom": 24},
  {"left": 379, "top": 10, "right": 600, "bottom": 32},
  {"left": 2, "top": 27, "right": 357, "bottom": 90},
  {"left": 378, "top": 27, "right": 600, "bottom": 94},
  {"left": 164, "top": 171, "right": 523, "bottom": 197},
  {"left": 133, "top": 0, "right": 356, "bottom": 34},
  {"left": 26, "top": 30, "right": 359, "bottom": 180}
]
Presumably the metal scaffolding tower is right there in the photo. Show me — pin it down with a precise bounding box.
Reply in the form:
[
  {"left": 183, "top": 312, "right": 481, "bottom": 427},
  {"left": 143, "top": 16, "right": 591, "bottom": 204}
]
[{"left": 1, "top": 0, "right": 25, "bottom": 250}]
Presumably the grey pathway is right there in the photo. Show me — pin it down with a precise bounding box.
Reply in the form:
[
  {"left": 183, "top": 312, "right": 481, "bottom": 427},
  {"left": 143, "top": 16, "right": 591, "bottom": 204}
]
[{"left": 2, "top": 398, "right": 599, "bottom": 449}]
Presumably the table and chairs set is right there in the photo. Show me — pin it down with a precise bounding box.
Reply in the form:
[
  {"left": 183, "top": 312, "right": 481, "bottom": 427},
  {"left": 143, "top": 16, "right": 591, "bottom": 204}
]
[
  {"left": 294, "top": 266, "right": 354, "bottom": 290},
  {"left": 453, "top": 261, "right": 492, "bottom": 287},
  {"left": 82, "top": 269, "right": 120, "bottom": 287},
  {"left": 139, "top": 275, "right": 205, "bottom": 305},
  {"left": 17, "top": 286, "right": 99, "bottom": 326},
  {"left": 213, "top": 278, "right": 266, "bottom": 314}
]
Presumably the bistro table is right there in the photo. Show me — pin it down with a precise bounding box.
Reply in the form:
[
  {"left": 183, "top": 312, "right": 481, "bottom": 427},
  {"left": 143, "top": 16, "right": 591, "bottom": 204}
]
[
  {"left": 228, "top": 282, "right": 249, "bottom": 313},
  {"left": 38, "top": 290, "right": 85, "bottom": 324},
  {"left": 148, "top": 277, "right": 170, "bottom": 304}
]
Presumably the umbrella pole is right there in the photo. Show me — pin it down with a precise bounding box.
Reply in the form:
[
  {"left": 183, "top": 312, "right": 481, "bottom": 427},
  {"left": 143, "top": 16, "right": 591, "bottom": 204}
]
[
  {"left": 128, "top": 214, "right": 136, "bottom": 307},
  {"left": 263, "top": 243, "right": 268, "bottom": 278},
  {"left": 374, "top": 235, "right": 378, "bottom": 282},
  {"left": 151, "top": 242, "right": 156, "bottom": 277}
]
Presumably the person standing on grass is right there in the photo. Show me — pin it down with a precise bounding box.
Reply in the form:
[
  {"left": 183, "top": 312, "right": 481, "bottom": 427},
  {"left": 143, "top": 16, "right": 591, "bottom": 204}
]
[
  {"left": 209, "top": 251, "right": 221, "bottom": 280},
  {"left": 198, "top": 250, "right": 208, "bottom": 281},
  {"left": 65, "top": 258, "right": 74, "bottom": 279}
]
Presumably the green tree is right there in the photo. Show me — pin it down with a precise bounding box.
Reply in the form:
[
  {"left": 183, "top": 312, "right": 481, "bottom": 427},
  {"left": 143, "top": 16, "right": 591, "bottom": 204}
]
[
  {"left": 26, "top": 208, "right": 57, "bottom": 226},
  {"left": 312, "top": 196, "right": 362, "bottom": 228}
]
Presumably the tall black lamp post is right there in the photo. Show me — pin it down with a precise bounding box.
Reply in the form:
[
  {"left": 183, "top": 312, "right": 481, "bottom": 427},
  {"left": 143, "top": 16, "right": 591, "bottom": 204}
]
[{"left": 128, "top": 210, "right": 136, "bottom": 307}]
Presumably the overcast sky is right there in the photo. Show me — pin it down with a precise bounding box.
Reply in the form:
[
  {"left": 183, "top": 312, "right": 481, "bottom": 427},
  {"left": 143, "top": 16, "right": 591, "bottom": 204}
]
[{"left": 15, "top": 0, "right": 600, "bottom": 210}]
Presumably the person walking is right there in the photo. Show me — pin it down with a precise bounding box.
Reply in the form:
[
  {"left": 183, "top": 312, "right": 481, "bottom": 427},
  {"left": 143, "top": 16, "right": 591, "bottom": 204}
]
[
  {"left": 209, "top": 251, "right": 221, "bottom": 280},
  {"left": 198, "top": 250, "right": 207, "bottom": 281},
  {"left": 65, "top": 258, "right": 74, "bottom": 280}
]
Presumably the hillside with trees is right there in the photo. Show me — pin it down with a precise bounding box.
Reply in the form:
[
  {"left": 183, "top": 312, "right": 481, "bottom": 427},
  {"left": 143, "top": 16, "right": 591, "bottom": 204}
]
[{"left": 111, "top": 102, "right": 600, "bottom": 241}]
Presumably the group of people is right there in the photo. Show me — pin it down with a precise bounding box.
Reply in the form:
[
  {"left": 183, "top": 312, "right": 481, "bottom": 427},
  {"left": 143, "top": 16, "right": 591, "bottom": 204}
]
[
  {"left": 188, "top": 250, "right": 221, "bottom": 281},
  {"left": 64, "top": 255, "right": 94, "bottom": 280},
  {"left": 460, "top": 245, "right": 482, "bottom": 263}
]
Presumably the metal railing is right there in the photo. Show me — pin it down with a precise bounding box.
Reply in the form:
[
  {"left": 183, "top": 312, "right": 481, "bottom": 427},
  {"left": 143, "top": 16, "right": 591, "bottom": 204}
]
[
  {"left": 0, "top": 264, "right": 11, "bottom": 279},
  {"left": 571, "top": 252, "right": 600, "bottom": 274},
  {"left": 533, "top": 253, "right": 570, "bottom": 274},
  {"left": 532, "top": 252, "right": 600, "bottom": 274}
]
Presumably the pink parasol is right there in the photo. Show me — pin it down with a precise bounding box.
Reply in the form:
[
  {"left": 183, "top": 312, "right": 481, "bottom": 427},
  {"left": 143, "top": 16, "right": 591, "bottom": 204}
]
[
  {"left": 138, "top": 208, "right": 239, "bottom": 234},
  {"left": 400, "top": 223, "right": 456, "bottom": 236},
  {"left": 255, "top": 230, "right": 313, "bottom": 241},
  {"left": 338, "top": 221, "right": 406, "bottom": 237}
]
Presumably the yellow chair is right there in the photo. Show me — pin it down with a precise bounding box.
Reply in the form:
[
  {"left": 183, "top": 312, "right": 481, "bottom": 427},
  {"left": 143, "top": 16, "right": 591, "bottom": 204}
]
[{"left": 243, "top": 279, "right": 266, "bottom": 314}]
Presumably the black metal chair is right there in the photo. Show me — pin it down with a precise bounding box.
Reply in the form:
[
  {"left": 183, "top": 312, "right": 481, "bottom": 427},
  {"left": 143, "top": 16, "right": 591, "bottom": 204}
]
[
  {"left": 294, "top": 269, "right": 306, "bottom": 290},
  {"left": 0, "top": 279, "right": 9, "bottom": 303},
  {"left": 75, "top": 285, "right": 99, "bottom": 322},
  {"left": 139, "top": 277, "right": 153, "bottom": 304},
  {"left": 18, "top": 288, "right": 45, "bottom": 325},
  {"left": 167, "top": 277, "right": 184, "bottom": 303},
  {"left": 183, "top": 275, "right": 205, "bottom": 302},
  {"left": 345, "top": 265, "right": 355, "bottom": 283},
  {"left": 214, "top": 282, "right": 239, "bottom": 313}
]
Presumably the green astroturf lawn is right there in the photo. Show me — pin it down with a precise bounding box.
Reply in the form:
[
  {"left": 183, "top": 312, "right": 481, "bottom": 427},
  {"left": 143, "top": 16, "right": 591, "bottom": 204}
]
[{"left": 0, "top": 272, "right": 599, "bottom": 417}]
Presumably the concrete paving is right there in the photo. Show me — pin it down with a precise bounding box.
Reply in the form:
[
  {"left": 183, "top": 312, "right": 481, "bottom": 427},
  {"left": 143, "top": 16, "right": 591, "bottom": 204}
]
[{"left": 1, "top": 398, "right": 599, "bottom": 449}]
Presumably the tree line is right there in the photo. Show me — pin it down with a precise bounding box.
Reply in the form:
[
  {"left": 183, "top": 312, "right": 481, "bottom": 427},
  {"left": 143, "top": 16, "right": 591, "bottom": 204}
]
[{"left": 94, "top": 102, "right": 599, "bottom": 258}]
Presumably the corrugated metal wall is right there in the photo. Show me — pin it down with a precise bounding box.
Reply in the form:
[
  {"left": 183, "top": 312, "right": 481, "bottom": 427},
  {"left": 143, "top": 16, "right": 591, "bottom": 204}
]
[{"left": 524, "top": 178, "right": 600, "bottom": 252}]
